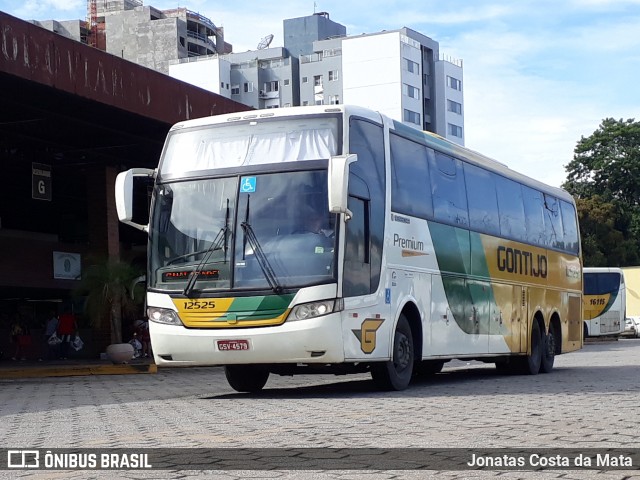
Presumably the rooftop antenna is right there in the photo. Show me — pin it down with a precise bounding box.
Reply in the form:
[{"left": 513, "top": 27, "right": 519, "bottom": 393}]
[{"left": 257, "top": 34, "right": 274, "bottom": 50}]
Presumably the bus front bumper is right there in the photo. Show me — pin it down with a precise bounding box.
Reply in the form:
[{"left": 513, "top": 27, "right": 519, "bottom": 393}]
[{"left": 149, "top": 314, "right": 345, "bottom": 366}]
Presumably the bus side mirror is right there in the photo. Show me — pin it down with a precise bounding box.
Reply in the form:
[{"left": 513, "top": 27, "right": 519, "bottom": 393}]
[
  {"left": 328, "top": 154, "right": 357, "bottom": 220},
  {"left": 115, "top": 168, "right": 155, "bottom": 232}
]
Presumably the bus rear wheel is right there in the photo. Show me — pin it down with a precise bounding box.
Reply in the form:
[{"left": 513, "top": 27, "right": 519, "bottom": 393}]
[
  {"left": 225, "top": 365, "right": 270, "bottom": 393},
  {"left": 513, "top": 320, "right": 542, "bottom": 375},
  {"left": 371, "top": 315, "right": 414, "bottom": 391},
  {"left": 540, "top": 323, "right": 557, "bottom": 373}
]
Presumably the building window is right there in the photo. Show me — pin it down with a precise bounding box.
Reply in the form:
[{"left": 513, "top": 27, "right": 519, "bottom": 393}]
[
  {"left": 302, "top": 76, "right": 308, "bottom": 83},
  {"left": 328, "top": 70, "right": 339, "bottom": 81},
  {"left": 403, "top": 58, "right": 419, "bottom": 74},
  {"left": 448, "top": 123, "right": 463, "bottom": 137},
  {"left": 283, "top": 79, "right": 290, "bottom": 86},
  {"left": 264, "top": 81, "right": 279, "bottom": 92},
  {"left": 303, "top": 101, "right": 309, "bottom": 106},
  {"left": 226, "top": 83, "right": 229, "bottom": 89},
  {"left": 329, "top": 94, "right": 340, "bottom": 104},
  {"left": 265, "top": 105, "right": 279, "bottom": 109},
  {"left": 244, "top": 82, "right": 253, "bottom": 93},
  {"left": 284, "top": 103, "right": 291, "bottom": 107},
  {"left": 447, "top": 76, "right": 462, "bottom": 91},
  {"left": 315, "top": 99, "right": 324, "bottom": 105},
  {"left": 403, "top": 109, "right": 420, "bottom": 125},
  {"left": 402, "top": 83, "right": 420, "bottom": 99},
  {"left": 231, "top": 85, "right": 240, "bottom": 95},
  {"left": 314, "top": 75, "right": 323, "bottom": 86},
  {"left": 447, "top": 100, "right": 462, "bottom": 114}
]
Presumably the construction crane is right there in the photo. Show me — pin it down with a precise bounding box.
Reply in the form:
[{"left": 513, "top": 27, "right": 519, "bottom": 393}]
[{"left": 87, "top": 0, "right": 97, "bottom": 47}]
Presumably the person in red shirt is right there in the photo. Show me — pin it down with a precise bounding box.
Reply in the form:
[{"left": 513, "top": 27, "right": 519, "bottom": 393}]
[{"left": 57, "top": 309, "right": 77, "bottom": 360}]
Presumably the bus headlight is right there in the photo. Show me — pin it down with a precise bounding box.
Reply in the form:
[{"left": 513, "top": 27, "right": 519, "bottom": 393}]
[
  {"left": 289, "top": 298, "right": 343, "bottom": 321},
  {"left": 147, "top": 307, "right": 183, "bottom": 326}
]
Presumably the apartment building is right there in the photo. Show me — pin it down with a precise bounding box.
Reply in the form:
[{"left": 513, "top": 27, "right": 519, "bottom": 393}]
[
  {"left": 170, "top": 12, "right": 464, "bottom": 144},
  {"left": 33, "top": 0, "right": 231, "bottom": 74}
]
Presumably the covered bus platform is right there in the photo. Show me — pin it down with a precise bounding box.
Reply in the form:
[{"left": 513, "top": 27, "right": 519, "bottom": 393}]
[{"left": 0, "top": 11, "right": 250, "bottom": 358}]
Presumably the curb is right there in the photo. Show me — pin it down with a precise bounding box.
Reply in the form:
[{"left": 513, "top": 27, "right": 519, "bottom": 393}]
[{"left": 0, "top": 362, "right": 157, "bottom": 379}]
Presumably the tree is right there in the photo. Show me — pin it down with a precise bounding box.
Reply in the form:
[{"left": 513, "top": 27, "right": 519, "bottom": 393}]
[
  {"left": 574, "top": 196, "right": 639, "bottom": 267},
  {"left": 563, "top": 118, "right": 640, "bottom": 266},
  {"left": 564, "top": 118, "right": 640, "bottom": 204},
  {"left": 74, "top": 258, "right": 144, "bottom": 344}
]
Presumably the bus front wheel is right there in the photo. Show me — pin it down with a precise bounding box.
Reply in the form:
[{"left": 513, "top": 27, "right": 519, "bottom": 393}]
[
  {"left": 371, "top": 315, "right": 414, "bottom": 391},
  {"left": 225, "top": 365, "right": 270, "bottom": 393}
]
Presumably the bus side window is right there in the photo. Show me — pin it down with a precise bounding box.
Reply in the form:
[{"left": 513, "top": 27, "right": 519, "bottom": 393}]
[
  {"left": 390, "top": 133, "right": 433, "bottom": 219},
  {"left": 560, "top": 200, "right": 579, "bottom": 254},
  {"left": 343, "top": 195, "right": 370, "bottom": 297},
  {"left": 464, "top": 162, "right": 499, "bottom": 235},
  {"left": 495, "top": 176, "right": 526, "bottom": 241},
  {"left": 522, "top": 185, "right": 546, "bottom": 247},
  {"left": 544, "top": 194, "right": 564, "bottom": 250},
  {"left": 429, "top": 152, "right": 469, "bottom": 227}
]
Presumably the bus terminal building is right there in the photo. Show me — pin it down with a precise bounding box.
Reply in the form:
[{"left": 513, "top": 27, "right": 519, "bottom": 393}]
[{"left": 0, "top": 11, "right": 249, "bottom": 357}]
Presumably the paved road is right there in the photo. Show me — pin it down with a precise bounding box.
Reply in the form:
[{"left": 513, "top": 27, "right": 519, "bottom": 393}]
[{"left": 1, "top": 339, "right": 639, "bottom": 479}]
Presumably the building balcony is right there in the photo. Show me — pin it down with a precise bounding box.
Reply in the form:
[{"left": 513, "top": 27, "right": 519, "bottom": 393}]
[{"left": 259, "top": 90, "right": 280, "bottom": 99}]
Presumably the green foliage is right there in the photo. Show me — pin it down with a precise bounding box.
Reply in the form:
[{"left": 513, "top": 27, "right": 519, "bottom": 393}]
[
  {"left": 73, "top": 258, "right": 144, "bottom": 344},
  {"left": 575, "top": 197, "right": 639, "bottom": 267},
  {"left": 563, "top": 118, "right": 640, "bottom": 267}
]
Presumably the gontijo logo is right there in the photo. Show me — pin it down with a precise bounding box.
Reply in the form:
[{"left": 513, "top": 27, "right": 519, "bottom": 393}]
[{"left": 496, "top": 246, "right": 547, "bottom": 278}]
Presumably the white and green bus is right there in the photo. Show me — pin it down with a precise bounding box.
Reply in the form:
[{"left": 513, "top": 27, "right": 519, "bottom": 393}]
[
  {"left": 116, "top": 105, "right": 583, "bottom": 392},
  {"left": 583, "top": 267, "right": 625, "bottom": 337}
]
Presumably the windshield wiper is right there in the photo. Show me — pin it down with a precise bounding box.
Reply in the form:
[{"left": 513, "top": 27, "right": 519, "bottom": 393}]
[
  {"left": 241, "top": 195, "right": 282, "bottom": 294},
  {"left": 183, "top": 199, "right": 231, "bottom": 297},
  {"left": 168, "top": 199, "right": 231, "bottom": 267},
  {"left": 166, "top": 244, "right": 223, "bottom": 266}
]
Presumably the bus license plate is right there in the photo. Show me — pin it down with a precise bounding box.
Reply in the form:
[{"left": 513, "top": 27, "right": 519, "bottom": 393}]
[{"left": 217, "top": 340, "right": 249, "bottom": 351}]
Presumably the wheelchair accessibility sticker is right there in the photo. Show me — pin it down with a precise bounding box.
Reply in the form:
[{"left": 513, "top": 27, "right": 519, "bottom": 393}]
[{"left": 240, "top": 177, "right": 256, "bottom": 193}]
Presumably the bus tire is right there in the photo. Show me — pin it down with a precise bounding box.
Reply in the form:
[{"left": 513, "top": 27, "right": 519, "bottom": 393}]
[
  {"left": 371, "top": 315, "right": 414, "bottom": 391},
  {"left": 540, "top": 323, "right": 557, "bottom": 373},
  {"left": 513, "top": 320, "right": 542, "bottom": 375},
  {"left": 225, "top": 365, "right": 269, "bottom": 393}
]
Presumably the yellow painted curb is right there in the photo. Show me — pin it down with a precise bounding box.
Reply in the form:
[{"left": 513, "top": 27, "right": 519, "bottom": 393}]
[{"left": 0, "top": 363, "right": 157, "bottom": 379}]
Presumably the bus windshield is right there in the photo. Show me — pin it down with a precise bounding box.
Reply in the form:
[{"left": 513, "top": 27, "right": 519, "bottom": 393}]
[
  {"left": 159, "top": 116, "right": 339, "bottom": 176},
  {"left": 148, "top": 170, "right": 337, "bottom": 292},
  {"left": 583, "top": 272, "right": 621, "bottom": 295}
]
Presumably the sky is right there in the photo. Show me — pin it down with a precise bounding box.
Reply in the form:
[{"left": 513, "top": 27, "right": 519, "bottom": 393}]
[{"left": 1, "top": 0, "right": 640, "bottom": 187}]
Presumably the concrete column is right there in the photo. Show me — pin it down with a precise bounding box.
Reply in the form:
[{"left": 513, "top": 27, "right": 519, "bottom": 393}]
[{"left": 86, "top": 165, "right": 120, "bottom": 260}]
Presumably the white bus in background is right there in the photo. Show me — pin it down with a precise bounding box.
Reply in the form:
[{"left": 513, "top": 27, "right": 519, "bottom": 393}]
[
  {"left": 115, "top": 105, "right": 583, "bottom": 393},
  {"left": 583, "top": 267, "right": 625, "bottom": 337}
]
